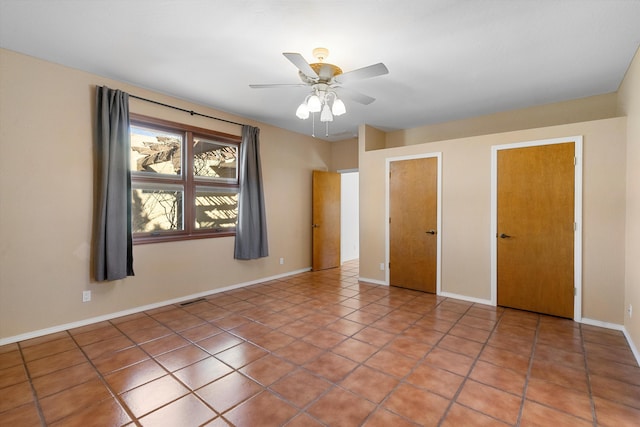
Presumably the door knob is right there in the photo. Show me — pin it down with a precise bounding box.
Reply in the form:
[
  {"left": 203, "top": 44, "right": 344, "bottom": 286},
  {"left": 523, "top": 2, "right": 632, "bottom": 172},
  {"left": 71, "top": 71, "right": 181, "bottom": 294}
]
[
  {"left": 426, "top": 230, "right": 436, "bottom": 235},
  {"left": 499, "top": 233, "right": 511, "bottom": 239}
]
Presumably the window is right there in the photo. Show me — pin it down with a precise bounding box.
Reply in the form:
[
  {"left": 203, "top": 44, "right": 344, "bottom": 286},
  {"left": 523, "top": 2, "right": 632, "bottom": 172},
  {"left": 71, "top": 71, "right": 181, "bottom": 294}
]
[{"left": 129, "top": 114, "right": 240, "bottom": 244}]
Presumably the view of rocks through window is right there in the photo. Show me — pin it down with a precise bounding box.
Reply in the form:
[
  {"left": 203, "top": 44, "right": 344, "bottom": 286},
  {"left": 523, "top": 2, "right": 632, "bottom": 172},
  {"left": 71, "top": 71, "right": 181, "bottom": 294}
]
[{"left": 130, "top": 127, "right": 238, "bottom": 233}]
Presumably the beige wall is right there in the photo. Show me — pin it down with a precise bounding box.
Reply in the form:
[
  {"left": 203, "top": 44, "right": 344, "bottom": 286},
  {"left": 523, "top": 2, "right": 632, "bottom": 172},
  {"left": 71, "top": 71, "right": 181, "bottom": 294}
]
[
  {"left": 385, "top": 93, "right": 619, "bottom": 147},
  {"left": 330, "top": 138, "right": 358, "bottom": 172},
  {"left": 1, "top": 45, "right": 636, "bottom": 350},
  {"left": 618, "top": 48, "right": 640, "bottom": 351},
  {"left": 0, "top": 49, "right": 331, "bottom": 340},
  {"left": 359, "top": 117, "right": 628, "bottom": 325}
]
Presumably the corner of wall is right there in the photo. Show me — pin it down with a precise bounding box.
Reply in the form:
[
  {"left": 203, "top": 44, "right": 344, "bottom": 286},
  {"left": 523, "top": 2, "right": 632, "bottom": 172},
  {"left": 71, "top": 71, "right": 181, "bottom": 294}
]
[
  {"left": 617, "top": 45, "right": 640, "bottom": 364},
  {"left": 361, "top": 124, "right": 387, "bottom": 152}
]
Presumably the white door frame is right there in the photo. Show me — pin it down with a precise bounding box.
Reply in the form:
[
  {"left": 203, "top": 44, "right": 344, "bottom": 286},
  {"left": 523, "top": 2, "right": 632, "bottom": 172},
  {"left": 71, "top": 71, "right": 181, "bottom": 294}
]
[
  {"left": 490, "top": 136, "right": 583, "bottom": 321},
  {"left": 385, "top": 152, "right": 442, "bottom": 293}
]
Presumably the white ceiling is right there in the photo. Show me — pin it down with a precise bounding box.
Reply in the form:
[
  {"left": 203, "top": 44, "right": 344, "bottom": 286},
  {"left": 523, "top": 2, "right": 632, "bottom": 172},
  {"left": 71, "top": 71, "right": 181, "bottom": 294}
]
[{"left": 1, "top": 0, "right": 639, "bottom": 141}]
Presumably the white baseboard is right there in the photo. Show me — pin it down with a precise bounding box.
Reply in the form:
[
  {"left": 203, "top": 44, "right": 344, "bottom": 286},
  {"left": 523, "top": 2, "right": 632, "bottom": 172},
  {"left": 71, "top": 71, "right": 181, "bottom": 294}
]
[
  {"left": 5, "top": 270, "right": 639, "bottom": 369},
  {"left": 580, "top": 317, "right": 640, "bottom": 366},
  {"left": 622, "top": 328, "right": 640, "bottom": 367},
  {"left": 580, "top": 317, "right": 624, "bottom": 331},
  {"left": 358, "top": 277, "right": 387, "bottom": 286},
  {"left": 438, "top": 291, "right": 493, "bottom": 306},
  {"left": 0, "top": 267, "right": 311, "bottom": 346}
]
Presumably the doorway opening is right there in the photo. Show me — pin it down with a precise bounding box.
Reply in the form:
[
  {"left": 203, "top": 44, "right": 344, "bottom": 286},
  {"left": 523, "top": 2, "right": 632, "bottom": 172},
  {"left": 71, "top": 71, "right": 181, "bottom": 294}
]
[{"left": 340, "top": 171, "right": 359, "bottom": 264}]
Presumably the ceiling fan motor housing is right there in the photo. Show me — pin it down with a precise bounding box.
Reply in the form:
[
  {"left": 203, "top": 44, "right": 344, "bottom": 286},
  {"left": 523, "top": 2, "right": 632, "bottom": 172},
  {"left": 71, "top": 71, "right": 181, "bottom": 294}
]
[{"left": 299, "top": 63, "right": 343, "bottom": 84}]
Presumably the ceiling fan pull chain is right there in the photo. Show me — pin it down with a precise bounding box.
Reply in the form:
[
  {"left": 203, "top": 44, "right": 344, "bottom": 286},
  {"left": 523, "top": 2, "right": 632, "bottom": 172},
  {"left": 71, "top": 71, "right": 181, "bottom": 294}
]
[
  {"left": 325, "top": 121, "right": 329, "bottom": 137},
  {"left": 312, "top": 111, "right": 316, "bottom": 138}
]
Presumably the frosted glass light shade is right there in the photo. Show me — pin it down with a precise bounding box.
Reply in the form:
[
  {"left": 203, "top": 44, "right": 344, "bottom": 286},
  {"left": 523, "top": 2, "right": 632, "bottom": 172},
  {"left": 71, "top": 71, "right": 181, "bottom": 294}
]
[
  {"left": 296, "top": 103, "right": 309, "bottom": 119},
  {"left": 332, "top": 98, "right": 346, "bottom": 116},
  {"left": 307, "top": 95, "right": 321, "bottom": 112}
]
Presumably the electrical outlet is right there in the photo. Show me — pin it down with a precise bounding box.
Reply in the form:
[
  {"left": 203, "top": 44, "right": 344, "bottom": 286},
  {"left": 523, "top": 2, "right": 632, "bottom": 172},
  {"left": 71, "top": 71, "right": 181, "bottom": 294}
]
[
  {"left": 82, "top": 290, "right": 91, "bottom": 303},
  {"left": 628, "top": 304, "right": 633, "bottom": 318},
  {"left": 379, "top": 262, "right": 385, "bottom": 271},
  {"left": 279, "top": 257, "right": 284, "bottom": 265}
]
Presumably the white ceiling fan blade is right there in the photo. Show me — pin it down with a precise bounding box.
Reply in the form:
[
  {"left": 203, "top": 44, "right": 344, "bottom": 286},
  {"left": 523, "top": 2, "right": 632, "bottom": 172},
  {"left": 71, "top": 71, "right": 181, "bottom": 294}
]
[
  {"left": 334, "top": 87, "right": 376, "bottom": 105},
  {"left": 334, "top": 62, "right": 389, "bottom": 84},
  {"left": 283, "top": 52, "right": 319, "bottom": 79},
  {"left": 249, "top": 83, "right": 308, "bottom": 88}
]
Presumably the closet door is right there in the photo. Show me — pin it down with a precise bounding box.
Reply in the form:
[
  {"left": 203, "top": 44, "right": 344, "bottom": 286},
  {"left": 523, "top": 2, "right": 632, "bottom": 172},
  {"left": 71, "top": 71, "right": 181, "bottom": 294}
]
[
  {"left": 389, "top": 157, "right": 438, "bottom": 293},
  {"left": 497, "top": 142, "right": 575, "bottom": 318}
]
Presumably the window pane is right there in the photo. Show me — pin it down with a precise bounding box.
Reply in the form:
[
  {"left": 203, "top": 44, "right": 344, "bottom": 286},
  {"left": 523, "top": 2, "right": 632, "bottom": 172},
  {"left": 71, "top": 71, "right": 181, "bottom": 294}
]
[
  {"left": 131, "top": 125, "right": 183, "bottom": 175},
  {"left": 193, "top": 137, "right": 237, "bottom": 181},
  {"left": 132, "top": 187, "right": 184, "bottom": 233},
  {"left": 195, "top": 188, "right": 238, "bottom": 230}
]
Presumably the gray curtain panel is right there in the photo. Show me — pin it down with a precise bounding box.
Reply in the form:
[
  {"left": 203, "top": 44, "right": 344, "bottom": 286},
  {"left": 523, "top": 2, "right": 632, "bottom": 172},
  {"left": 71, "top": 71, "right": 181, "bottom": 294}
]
[
  {"left": 94, "top": 86, "right": 134, "bottom": 281},
  {"left": 234, "top": 125, "right": 269, "bottom": 259}
]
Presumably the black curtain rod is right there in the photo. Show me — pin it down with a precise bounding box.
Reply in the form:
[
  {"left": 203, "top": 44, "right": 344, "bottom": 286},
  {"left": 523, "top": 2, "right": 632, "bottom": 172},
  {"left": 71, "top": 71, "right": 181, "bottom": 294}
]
[{"left": 129, "top": 94, "right": 245, "bottom": 127}]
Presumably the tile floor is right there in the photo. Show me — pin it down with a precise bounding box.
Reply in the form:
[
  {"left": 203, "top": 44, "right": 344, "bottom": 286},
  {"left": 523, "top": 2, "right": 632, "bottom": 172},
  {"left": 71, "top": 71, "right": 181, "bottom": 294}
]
[{"left": 1, "top": 260, "right": 639, "bottom": 426}]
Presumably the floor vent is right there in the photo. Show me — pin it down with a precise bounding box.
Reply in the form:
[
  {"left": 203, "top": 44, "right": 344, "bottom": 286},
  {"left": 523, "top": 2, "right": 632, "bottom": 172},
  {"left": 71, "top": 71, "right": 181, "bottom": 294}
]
[{"left": 179, "top": 297, "right": 206, "bottom": 307}]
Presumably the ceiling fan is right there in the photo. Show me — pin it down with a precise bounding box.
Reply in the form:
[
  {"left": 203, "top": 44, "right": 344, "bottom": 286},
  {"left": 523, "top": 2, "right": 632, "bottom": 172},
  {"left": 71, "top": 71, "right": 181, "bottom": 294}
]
[{"left": 250, "top": 48, "right": 388, "bottom": 133}]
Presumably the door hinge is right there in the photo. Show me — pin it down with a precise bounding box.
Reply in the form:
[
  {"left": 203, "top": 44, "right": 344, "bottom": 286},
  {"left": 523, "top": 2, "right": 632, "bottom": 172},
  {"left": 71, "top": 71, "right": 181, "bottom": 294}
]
[
  {"left": 574, "top": 222, "right": 577, "bottom": 231},
  {"left": 574, "top": 157, "right": 577, "bottom": 166},
  {"left": 574, "top": 287, "right": 577, "bottom": 296},
  {"left": 389, "top": 217, "right": 391, "bottom": 224}
]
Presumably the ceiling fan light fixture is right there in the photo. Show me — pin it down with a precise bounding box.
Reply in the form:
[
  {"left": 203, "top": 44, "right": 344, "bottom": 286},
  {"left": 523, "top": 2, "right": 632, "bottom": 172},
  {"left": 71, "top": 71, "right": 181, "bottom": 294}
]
[
  {"left": 250, "top": 47, "right": 388, "bottom": 137},
  {"left": 307, "top": 94, "right": 321, "bottom": 112},
  {"left": 320, "top": 103, "right": 333, "bottom": 122},
  {"left": 332, "top": 98, "right": 346, "bottom": 116},
  {"left": 295, "top": 102, "right": 310, "bottom": 119}
]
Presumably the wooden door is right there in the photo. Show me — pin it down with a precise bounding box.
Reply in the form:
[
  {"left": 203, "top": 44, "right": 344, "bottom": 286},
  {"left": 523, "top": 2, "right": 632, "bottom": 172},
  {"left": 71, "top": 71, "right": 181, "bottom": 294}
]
[
  {"left": 497, "top": 142, "right": 575, "bottom": 318},
  {"left": 389, "top": 157, "right": 438, "bottom": 292},
  {"left": 312, "top": 170, "right": 341, "bottom": 271}
]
